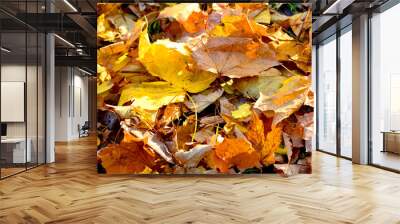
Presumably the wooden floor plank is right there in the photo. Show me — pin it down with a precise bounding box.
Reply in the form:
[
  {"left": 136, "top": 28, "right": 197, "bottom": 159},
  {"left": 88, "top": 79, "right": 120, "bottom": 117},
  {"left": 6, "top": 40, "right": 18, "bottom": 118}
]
[{"left": 0, "top": 136, "right": 400, "bottom": 224}]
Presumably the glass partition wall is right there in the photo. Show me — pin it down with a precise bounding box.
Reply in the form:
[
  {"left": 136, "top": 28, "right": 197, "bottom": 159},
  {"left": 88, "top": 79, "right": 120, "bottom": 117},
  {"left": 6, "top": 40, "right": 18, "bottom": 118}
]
[
  {"left": 317, "top": 35, "right": 337, "bottom": 155},
  {"left": 370, "top": 3, "right": 400, "bottom": 171},
  {"left": 316, "top": 26, "right": 353, "bottom": 159},
  {"left": 0, "top": 1, "right": 46, "bottom": 179}
]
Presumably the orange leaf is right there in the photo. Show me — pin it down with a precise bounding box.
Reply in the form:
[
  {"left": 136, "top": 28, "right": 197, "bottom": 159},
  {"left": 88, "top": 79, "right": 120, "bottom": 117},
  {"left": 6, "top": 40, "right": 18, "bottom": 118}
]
[
  {"left": 245, "top": 111, "right": 265, "bottom": 151},
  {"left": 205, "top": 150, "right": 230, "bottom": 173},
  {"left": 262, "top": 127, "right": 282, "bottom": 165},
  {"left": 97, "top": 142, "right": 155, "bottom": 174},
  {"left": 183, "top": 11, "right": 208, "bottom": 33},
  {"left": 215, "top": 138, "right": 261, "bottom": 170}
]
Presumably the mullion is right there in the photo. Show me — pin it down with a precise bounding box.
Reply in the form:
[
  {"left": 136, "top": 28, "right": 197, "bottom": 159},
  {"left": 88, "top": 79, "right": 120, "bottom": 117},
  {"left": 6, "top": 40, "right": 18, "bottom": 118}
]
[
  {"left": 0, "top": 12, "right": 2, "bottom": 179},
  {"left": 25, "top": 0, "right": 28, "bottom": 171},
  {"left": 336, "top": 24, "right": 341, "bottom": 157}
]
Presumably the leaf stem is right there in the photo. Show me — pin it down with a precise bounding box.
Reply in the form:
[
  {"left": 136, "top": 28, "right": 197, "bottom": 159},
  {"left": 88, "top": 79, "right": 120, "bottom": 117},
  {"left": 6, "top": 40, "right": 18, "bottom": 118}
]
[{"left": 186, "top": 93, "right": 198, "bottom": 142}]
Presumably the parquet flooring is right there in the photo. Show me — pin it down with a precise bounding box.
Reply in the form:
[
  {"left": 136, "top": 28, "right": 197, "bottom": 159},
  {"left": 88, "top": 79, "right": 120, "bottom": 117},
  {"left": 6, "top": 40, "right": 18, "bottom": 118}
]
[{"left": 1, "top": 136, "right": 400, "bottom": 224}]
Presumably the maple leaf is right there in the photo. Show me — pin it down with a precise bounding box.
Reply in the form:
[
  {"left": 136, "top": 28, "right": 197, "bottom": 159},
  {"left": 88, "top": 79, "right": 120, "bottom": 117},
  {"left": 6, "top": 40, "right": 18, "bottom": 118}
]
[
  {"left": 245, "top": 111, "right": 265, "bottom": 152},
  {"left": 233, "top": 68, "right": 286, "bottom": 99},
  {"left": 254, "top": 75, "right": 311, "bottom": 125},
  {"left": 192, "top": 37, "right": 280, "bottom": 78},
  {"left": 175, "top": 144, "right": 213, "bottom": 168},
  {"left": 138, "top": 31, "right": 217, "bottom": 93},
  {"left": 209, "top": 14, "right": 268, "bottom": 38},
  {"left": 159, "top": 3, "right": 207, "bottom": 34},
  {"left": 118, "top": 81, "right": 186, "bottom": 110},
  {"left": 144, "top": 132, "right": 174, "bottom": 164},
  {"left": 185, "top": 88, "right": 224, "bottom": 113},
  {"left": 262, "top": 127, "right": 282, "bottom": 165},
  {"left": 97, "top": 142, "right": 155, "bottom": 174},
  {"left": 205, "top": 150, "right": 230, "bottom": 173},
  {"left": 214, "top": 138, "right": 261, "bottom": 170}
]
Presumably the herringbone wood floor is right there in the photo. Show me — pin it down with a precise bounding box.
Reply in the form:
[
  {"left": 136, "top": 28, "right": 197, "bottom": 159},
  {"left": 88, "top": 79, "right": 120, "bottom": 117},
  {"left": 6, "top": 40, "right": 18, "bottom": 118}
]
[{"left": 1, "top": 137, "right": 400, "bottom": 224}]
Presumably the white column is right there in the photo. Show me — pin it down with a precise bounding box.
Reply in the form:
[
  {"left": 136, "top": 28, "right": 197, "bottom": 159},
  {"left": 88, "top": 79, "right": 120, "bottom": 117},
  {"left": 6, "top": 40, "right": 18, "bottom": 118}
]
[
  {"left": 46, "top": 32, "right": 55, "bottom": 163},
  {"left": 352, "top": 14, "right": 369, "bottom": 164}
]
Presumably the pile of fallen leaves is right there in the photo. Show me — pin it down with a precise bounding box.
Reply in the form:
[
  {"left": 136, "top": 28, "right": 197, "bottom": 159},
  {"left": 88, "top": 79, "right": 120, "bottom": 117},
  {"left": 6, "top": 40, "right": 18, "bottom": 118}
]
[{"left": 97, "top": 3, "right": 313, "bottom": 175}]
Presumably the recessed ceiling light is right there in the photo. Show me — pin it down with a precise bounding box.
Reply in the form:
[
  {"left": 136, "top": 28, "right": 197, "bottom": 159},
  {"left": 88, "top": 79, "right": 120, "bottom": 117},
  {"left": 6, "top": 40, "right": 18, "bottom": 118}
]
[
  {"left": 77, "top": 67, "right": 93, "bottom": 76},
  {"left": 54, "top": 34, "right": 75, "bottom": 48},
  {"left": 63, "top": 0, "right": 78, "bottom": 12},
  {"left": 1, "top": 47, "right": 11, "bottom": 53}
]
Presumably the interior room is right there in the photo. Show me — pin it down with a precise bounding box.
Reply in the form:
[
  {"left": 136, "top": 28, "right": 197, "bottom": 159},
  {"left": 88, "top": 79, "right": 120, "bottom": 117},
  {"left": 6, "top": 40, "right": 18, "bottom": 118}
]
[{"left": 0, "top": 0, "right": 400, "bottom": 223}]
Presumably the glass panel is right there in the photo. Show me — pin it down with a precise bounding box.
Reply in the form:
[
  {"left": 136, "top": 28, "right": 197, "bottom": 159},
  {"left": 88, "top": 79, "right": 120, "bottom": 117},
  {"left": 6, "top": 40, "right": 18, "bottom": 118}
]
[
  {"left": 317, "top": 36, "right": 337, "bottom": 154},
  {"left": 339, "top": 28, "right": 352, "bottom": 158},
  {"left": 1, "top": 29, "right": 27, "bottom": 178},
  {"left": 371, "top": 4, "right": 400, "bottom": 171},
  {"left": 26, "top": 0, "right": 39, "bottom": 169},
  {"left": 38, "top": 32, "right": 46, "bottom": 165},
  {"left": 27, "top": 31, "right": 38, "bottom": 169}
]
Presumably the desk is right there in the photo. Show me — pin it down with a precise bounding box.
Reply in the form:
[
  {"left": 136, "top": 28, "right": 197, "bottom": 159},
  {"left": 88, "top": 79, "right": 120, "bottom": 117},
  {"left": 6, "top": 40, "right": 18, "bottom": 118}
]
[
  {"left": 1, "top": 138, "right": 31, "bottom": 163},
  {"left": 381, "top": 131, "right": 400, "bottom": 154}
]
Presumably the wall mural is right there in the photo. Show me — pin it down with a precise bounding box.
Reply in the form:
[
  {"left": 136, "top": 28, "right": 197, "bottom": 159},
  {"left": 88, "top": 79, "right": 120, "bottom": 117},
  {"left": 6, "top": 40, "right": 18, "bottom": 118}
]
[{"left": 97, "top": 3, "right": 313, "bottom": 175}]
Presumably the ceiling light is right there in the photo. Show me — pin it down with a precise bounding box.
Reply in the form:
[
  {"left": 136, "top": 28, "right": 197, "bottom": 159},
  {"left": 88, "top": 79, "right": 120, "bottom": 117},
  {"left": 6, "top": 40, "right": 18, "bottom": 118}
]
[
  {"left": 1, "top": 47, "right": 11, "bottom": 53},
  {"left": 54, "top": 34, "right": 75, "bottom": 48},
  {"left": 322, "top": 0, "right": 354, "bottom": 15},
  {"left": 63, "top": 0, "right": 78, "bottom": 12},
  {"left": 77, "top": 67, "right": 93, "bottom": 76}
]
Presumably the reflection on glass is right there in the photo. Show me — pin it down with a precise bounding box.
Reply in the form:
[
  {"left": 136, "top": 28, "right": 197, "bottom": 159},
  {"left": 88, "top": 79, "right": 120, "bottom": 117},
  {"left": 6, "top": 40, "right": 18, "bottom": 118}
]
[
  {"left": 340, "top": 28, "right": 352, "bottom": 158},
  {"left": 371, "top": 4, "right": 400, "bottom": 171},
  {"left": 318, "top": 37, "right": 337, "bottom": 154},
  {"left": 27, "top": 31, "right": 38, "bottom": 169},
  {"left": 1, "top": 31, "right": 27, "bottom": 177},
  {"left": 38, "top": 32, "right": 46, "bottom": 165}
]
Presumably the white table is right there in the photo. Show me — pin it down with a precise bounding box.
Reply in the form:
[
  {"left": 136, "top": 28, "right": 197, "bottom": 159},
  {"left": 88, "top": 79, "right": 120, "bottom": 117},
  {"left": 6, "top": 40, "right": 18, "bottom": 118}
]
[{"left": 1, "top": 138, "right": 32, "bottom": 163}]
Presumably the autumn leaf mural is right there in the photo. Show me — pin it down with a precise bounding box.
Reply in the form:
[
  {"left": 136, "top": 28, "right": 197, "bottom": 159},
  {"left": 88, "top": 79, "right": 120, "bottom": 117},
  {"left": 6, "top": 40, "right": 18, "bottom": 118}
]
[{"left": 97, "top": 3, "right": 313, "bottom": 175}]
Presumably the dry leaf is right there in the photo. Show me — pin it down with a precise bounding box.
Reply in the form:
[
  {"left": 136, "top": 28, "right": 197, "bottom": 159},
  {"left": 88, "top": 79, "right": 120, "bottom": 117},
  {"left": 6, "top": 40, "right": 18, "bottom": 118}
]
[
  {"left": 138, "top": 31, "right": 217, "bottom": 93},
  {"left": 97, "top": 142, "right": 155, "bottom": 174},
  {"left": 215, "top": 138, "right": 261, "bottom": 170},
  {"left": 233, "top": 69, "right": 286, "bottom": 99},
  {"left": 175, "top": 115, "right": 196, "bottom": 150},
  {"left": 185, "top": 88, "right": 224, "bottom": 113},
  {"left": 192, "top": 37, "right": 280, "bottom": 78},
  {"left": 231, "top": 103, "right": 252, "bottom": 119},
  {"left": 159, "top": 3, "right": 207, "bottom": 33},
  {"left": 262, "top": 127, "right": 282, "bottom": 165},
  {"left": 144, "top": 132, "right": 174, "bottom": 164},
  {"left": 119, "top": 81, "right": 186, "bottom": 110},
  {"left": 254, "top": 75, "right": 311, "bottom": 125},
  {"left": 175, "top": 144, "right": 213, "bottom": 168}
]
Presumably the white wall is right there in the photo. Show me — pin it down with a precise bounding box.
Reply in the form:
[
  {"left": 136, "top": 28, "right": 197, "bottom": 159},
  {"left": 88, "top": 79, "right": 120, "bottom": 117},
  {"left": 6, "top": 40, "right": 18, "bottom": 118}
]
[
  {"left": 1, "top": 64, "right": 46, "bottom": 163},
  {"left": 54, "top": 67, "right": 89, "bottom": 141}
]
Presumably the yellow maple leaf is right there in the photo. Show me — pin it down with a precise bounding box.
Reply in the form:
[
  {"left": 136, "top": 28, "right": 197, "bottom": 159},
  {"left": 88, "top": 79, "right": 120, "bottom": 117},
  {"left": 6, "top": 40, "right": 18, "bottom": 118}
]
[
  {"left": 118, "top": 81, "right": 186, "bottom": 110},
  {"left": 138, "top": 31, "right": 216, "bottom": 93}
]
